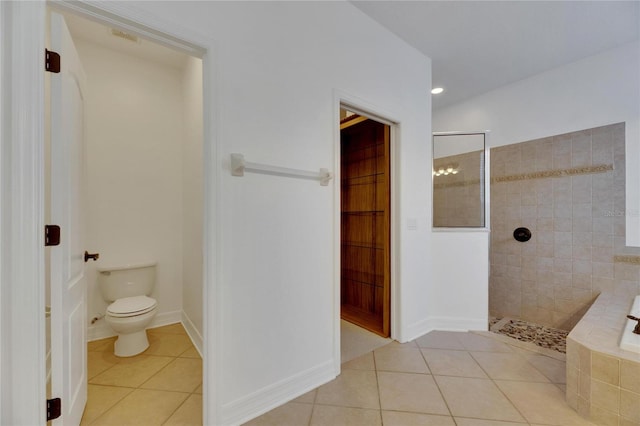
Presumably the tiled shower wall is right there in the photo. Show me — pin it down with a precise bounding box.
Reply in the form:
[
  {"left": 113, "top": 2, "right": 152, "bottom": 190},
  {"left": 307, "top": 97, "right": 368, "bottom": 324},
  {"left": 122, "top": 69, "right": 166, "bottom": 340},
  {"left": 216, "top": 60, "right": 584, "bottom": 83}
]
[{"left": 490, "top": 123, "right": 640, "bottom": 331}]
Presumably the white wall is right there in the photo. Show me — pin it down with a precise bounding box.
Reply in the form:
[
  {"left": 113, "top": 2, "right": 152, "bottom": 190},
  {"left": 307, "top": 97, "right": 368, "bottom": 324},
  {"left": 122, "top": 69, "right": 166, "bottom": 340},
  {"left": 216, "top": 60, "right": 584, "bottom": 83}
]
[
  {"left": 126, "top": 2, "right": 432, "bottom": 423},
  {"left": 434, "top": 41, "right": 640, "bottom": 245},
  {"left": 76, "top": 39, "right": 185, "bottom": 337},
  {"left": 433, "top": 133, "right": 485, "bottom": 158},
  {"left": 430, "top": 231, "right": 489, "bottom": 330},
  {"left": 181, "top": 56, "right": 203, "bottom": 352}
]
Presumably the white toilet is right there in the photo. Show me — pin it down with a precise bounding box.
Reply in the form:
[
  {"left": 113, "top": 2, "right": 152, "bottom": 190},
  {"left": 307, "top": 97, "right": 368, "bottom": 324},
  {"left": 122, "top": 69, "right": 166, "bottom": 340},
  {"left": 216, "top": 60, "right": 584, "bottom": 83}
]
[{"left": 98, "top": 261, "right": 158, "bottom": 357}]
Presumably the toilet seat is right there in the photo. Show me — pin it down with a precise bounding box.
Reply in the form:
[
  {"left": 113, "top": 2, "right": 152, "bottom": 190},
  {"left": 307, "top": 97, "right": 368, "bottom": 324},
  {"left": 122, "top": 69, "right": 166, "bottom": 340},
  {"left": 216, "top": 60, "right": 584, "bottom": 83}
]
[{"left": 107, "top": 295, "right": 157, "bottom": 318}]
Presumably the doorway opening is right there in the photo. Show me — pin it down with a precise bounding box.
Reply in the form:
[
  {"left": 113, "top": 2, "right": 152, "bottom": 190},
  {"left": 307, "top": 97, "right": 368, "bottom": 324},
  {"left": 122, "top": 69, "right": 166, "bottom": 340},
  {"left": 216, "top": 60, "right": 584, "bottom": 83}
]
[
  {"left": 45, "top": 6, "right": 206, "bottom": 424},
  {"left": 339, "top": 107, "right": 392, "bottom": 348}
]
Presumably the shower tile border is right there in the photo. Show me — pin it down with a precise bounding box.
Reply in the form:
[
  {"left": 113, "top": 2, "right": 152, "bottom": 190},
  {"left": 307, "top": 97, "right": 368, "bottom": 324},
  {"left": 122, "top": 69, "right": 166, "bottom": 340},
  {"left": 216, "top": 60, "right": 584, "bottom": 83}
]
[
  {"left": 434, "top": 178, "right": 480, "bottom": 189},
  {"left": 492, "top": 164, "right": 613, "bottom": 183},
  {"left": 614, "top": 255, "right": 640, "bottom": 265},
  {"left": 435, "top": 164, "right": 613, "bottom": 190}
]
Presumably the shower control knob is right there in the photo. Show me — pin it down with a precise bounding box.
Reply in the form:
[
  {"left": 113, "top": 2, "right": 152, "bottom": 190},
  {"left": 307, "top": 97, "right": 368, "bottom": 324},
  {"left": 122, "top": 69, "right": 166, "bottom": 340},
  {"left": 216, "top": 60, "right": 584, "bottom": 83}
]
[
  {"left": 513, "top": 227, "right": 532, "bottom": 242},
  {"left": 84, "top": 251, "right": 100, "bottom": 263}
]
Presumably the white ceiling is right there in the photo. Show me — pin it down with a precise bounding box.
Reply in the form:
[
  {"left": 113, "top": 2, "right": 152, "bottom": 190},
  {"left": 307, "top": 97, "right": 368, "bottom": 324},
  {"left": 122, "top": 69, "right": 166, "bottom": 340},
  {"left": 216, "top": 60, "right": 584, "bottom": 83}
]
[
  {"left": 352, "top": 1, "right": 640, "bottom": 110},
  {"left": 64, "top": 13, "right": 188, "bottom": 70},
  {"left": 64, "top": 2, "right": 639, "bottom": 109}
]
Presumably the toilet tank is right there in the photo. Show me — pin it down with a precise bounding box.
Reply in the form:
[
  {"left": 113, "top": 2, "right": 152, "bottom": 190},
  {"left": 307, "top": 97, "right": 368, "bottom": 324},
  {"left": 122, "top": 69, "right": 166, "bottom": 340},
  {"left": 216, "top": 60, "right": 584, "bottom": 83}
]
[{"left": 97, "top": 261, "right": 157, "bottom": 302}]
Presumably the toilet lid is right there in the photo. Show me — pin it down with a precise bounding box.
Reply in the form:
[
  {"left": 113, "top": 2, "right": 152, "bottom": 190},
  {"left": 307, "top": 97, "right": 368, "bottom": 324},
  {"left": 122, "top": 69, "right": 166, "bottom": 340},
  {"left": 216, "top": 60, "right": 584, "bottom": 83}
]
[{"left": 107, "top": 295, "right": 157, "bottom": 317}]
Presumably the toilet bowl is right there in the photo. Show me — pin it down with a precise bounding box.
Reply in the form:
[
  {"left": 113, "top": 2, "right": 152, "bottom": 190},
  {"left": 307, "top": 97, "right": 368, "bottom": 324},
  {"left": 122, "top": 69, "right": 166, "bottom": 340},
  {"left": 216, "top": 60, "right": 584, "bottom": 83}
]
[
  {"left": 98, "top": 261, "right": 158, "bottom": 357},
  {"left": 105, "top": 295, "right": 158, "bottom": 357}
]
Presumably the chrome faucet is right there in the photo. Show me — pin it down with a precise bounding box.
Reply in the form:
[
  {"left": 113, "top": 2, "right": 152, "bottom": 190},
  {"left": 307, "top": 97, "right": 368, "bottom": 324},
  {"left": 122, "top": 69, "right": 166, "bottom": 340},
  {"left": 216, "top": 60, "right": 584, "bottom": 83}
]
[{"left": 628, "top": 315, "right": 640, "bottom": 335}]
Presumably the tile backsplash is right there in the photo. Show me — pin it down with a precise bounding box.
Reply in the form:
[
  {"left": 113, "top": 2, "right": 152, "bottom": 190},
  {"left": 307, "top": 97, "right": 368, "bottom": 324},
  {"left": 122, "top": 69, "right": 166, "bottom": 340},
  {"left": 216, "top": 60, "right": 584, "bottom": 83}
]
[{"left": 489, "top": 123, "right": 640, "bottom": 330}]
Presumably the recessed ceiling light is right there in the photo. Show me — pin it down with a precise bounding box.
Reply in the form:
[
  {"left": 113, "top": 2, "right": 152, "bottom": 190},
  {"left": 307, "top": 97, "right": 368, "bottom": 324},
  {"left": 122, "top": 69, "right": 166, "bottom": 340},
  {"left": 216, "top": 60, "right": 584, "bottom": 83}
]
[{"left": 431, "top": 87, "right": 444, "bottom": 95}]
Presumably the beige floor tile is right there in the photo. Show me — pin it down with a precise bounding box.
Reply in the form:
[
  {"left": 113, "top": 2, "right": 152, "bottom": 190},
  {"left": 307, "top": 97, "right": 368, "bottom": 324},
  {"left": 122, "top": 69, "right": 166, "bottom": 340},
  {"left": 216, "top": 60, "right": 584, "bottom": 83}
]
[
  {"left": 385, "top": 340, "right": 418, "bottom": 349},
  {"left": 506, "top": 342, "right": 564, "bottom": 361},
  {"left": 163, "top": 394, "right": 202, "bottom": 426},
  {"left": 87, "top": 350, "right": 119, "bottom": 380},
  {"left": 87, "top": 337, "right": 116, "bottom": 352},
  {"left": 148, "top": 323, "right": 187, "bottom": 334},
  {"left": 495, "top": 380, "right": 594, "bottom": 425},
  {"left": 415, "top": 331, "right": 466, "bottom": 350},
  {"left": 457, "top": 334, "right": 513, "bottom": 352},
  {"left": 341, "top": 320, "right": 391, "bottom": 364},
  {"left": 91, "top": 389, "right": 189, "bottom": 425},
  {"left": 381, "top": 411, "right": 455, "bottom": 425},
  {"left": 243, "top": 402, "right": 313, "bottom": 426},
  {"left": 342, "top": 352, "right": 375, "bottom": 370},
  {"left": 470, "top": 352, "right": 550, "bottom": 382},
  {"left": 291, "top": 389, "right": 316, "bottom": 404},
  {"left": 315, "top": 369, "right": 379, "bottom": 409},
  {"left": 145, "top": 333, "right": 194, "bottom": 357},
  {"left": 377, "top": 371, "right": 449, "bottom": 415},
  {"left": 89, "top": 355, "right": 173, "bottom": 388},
  {"left": 434, "top": 376, "right": 524, "bottom": 422},
  {"left": 179, "top": 346, "right": 201, "bottom": 359},
  {"left": 80, "top": 385, "right": 133, "bottom": 425},
  {"left": 141, "top": 358, "right": 202, "bottom": 393},
  {"left": 454, "top": 418, "right": 528, "bottom": 426},
  {"left": 523, "top": 354, "right": 567, "bottom": 383},
  {"left": 310, "top": 405, "right": 381, "bottom": 426},
  {"left": 374, "top": 346, "right": 430, "bottom": 374},
  {"left": 421, "top": 349, "right": 487, "bottom": 378}
]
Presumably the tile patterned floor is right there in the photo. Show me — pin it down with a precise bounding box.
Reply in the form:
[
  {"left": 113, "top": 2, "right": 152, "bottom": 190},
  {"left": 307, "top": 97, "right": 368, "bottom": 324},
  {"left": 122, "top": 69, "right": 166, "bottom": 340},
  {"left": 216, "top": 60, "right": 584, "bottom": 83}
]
[
  {"left": 82, "top": 323, "right": 202, "bottom": 425},
  {"left": 244, "top": 331, "right": 594, "bottom": 426}
]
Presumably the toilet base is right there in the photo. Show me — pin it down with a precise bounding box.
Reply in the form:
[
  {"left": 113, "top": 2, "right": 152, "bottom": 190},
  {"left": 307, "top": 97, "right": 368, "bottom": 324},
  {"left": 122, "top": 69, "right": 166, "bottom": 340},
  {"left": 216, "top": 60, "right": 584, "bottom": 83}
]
[{"left": 114, "top": 329, "right": 150, "bottom": 357}]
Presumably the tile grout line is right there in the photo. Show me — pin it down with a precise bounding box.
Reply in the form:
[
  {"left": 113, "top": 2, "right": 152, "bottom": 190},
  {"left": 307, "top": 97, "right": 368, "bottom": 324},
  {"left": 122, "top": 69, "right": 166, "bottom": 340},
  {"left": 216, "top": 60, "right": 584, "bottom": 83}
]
[
  {"left": 416, "top": 342, "right": 456, "bottom": 424},
  {"left": 372, "top": 349, "right": 384, "bottom": 425},
  {"left": 85, "top": 325, "right": 202, "bottom": 425},
  {"left": 458, "top": 334, "right": 535, "bottom": 424},
  {"left": 471, "top": 349, "right": 533, "bottom": 425},
  {"left": 307, "top": 375, "right": 320, "bottom": 426}
]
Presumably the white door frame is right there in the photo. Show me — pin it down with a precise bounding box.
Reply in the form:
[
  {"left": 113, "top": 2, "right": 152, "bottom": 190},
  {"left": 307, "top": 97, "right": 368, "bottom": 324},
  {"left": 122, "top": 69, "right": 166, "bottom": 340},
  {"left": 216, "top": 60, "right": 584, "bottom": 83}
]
[
  {"left": 0, "top": 1, "right": 47, "bottom": 422},
  {"left": 0, "top": 1, "right": 220, "bottom": 424},
  {"left": 333, "top": 91, "right": 402, "bottom": 373}
]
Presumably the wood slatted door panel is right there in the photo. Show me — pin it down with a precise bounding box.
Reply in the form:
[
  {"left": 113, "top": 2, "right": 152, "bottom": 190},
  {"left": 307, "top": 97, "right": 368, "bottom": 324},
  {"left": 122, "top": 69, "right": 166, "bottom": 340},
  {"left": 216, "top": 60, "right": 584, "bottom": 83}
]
[{"left": 340, "top": 117, "right": 390, "bottom": 337}]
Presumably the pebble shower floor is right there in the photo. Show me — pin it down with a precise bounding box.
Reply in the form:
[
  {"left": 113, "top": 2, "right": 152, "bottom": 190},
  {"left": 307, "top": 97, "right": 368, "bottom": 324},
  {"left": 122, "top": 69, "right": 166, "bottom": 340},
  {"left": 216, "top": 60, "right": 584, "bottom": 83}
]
[{"left": 490, "top": 317, "right": 569, "bottom": 353}]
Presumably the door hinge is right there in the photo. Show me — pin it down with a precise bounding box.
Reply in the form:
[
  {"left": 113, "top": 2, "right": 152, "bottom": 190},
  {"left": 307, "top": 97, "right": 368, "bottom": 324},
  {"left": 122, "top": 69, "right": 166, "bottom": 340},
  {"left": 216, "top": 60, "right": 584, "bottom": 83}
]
[
  {"left": 45, "top": 225, "right": 61, "bottom": 246},
  {"left": 46, "top": 398, "right": 61, "bottom": 421},
  {"left": 45, "top": 49, "right": 60, "bottom": 73}
]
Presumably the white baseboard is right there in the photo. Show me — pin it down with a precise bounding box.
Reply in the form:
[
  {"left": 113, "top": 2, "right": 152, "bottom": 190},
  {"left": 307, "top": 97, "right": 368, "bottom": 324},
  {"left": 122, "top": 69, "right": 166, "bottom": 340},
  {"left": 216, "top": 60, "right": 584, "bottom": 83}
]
[
  {"left": 222, "top": 360, "right": 335, "bottom": 426},
  {"left": 403, "top": 317, "right": 434, "bottom": 343},
  {"left": 431, "top": 317, "right": 489, "bottom": 331},
  {"left": 181, "top": 310, "right": 203, "bottom": 357},
  {"left": 403, "top": 316, "right": 488, "bottom": 343},
  {"left": 149, "top": 310, "right": 184, "bottom": 330},
  {"left": 429, "top": 315, "right": 488, "bottom": 332},
  {"left": 87, "top": 309, "right": 182, "bottom": 341}
]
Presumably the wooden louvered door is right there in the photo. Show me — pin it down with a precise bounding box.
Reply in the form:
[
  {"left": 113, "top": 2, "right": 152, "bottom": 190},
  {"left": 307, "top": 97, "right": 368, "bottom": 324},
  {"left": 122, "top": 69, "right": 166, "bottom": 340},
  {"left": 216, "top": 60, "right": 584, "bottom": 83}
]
[{"left": 340, "top": 116, "right": 390, "bottom": 337}]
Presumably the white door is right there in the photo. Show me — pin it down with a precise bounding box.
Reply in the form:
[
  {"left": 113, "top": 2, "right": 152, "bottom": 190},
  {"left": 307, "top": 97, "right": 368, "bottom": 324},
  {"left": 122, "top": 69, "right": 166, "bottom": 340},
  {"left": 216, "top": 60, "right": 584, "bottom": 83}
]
[{"left": 50, "top": 11, "right": 88, "bottom": 425}]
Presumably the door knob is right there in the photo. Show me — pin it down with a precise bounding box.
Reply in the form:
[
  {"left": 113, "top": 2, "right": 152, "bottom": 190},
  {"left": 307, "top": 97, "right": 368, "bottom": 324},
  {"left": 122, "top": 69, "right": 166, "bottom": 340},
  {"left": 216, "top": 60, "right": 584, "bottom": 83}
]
[{"left": 84, "top": 251, "right": 100, "bottom": 262}]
